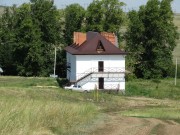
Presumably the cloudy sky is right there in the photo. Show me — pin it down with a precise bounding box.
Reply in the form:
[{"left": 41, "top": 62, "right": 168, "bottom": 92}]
[{"left": 0, "top": 0, "right": 180, "bottom": 13}]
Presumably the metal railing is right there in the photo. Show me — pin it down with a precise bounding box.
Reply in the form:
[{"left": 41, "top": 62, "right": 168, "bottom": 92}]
[
  {"left": 76, "top": 67, "right": 125, "bottom": 80},
  {"left": 77, "top": 75, "right": 92, "bottom": 86}
]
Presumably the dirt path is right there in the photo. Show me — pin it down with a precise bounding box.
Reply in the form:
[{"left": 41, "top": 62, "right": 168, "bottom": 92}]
[{"left": 90, "top": 113, "right": 180, "bottom": 135}]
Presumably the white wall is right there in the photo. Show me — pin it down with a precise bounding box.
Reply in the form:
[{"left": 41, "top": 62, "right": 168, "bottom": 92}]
[
  {"left": 81, "top": 78, "right": 125, "bottom": 90},
  {"left": 66, "top": 53, "right": 76, "bottom": 82},
  {"left": 76, "top": 55, "right": 125, "bottom": 77},
  {"left": 66, "top": 54, "right": 126, "bottom": 90}
]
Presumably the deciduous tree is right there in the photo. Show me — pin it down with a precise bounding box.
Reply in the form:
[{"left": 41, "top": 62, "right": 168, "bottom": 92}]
[
  {"left": 0, "top": 6, "right": 16, "bottom": 75},
  {"left": 14, "top": 3, "right": 44, "bottom": 76},
  {"left": 125, "top": 0, "right": 179, "bottom": 78},
  {"left": 85, "top": 0, "right": 125, "bottom": 33},
  {"left": 0, "top": 0, "right": 63, "bottom": 76},
  {"left": 30, "top": 0, "right": 62, "bottom": 76},
  {"left": 64, "top": 4, "right": 85, "bottom": 45}
]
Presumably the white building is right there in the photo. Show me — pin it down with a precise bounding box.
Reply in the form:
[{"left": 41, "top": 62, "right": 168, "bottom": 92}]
[{"left": 65, "top": 32, "right": 127, "bottom": 91}]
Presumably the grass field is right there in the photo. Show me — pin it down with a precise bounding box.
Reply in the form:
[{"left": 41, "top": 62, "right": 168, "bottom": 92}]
[
  {"left": 0, "top": 76, "right": 98, "bottom": 135},
  {"left": 0, "top": 76, "right": 179, "bottom": 135},
  {"left": 126, "top": 78, "right": 180, "bottom": 99}
]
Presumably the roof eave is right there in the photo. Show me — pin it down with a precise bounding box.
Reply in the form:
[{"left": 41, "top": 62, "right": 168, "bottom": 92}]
[{"left": 70, "top": 53, "right": 127, "bottom": 55}]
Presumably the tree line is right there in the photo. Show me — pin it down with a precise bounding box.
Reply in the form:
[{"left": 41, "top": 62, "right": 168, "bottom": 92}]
[
  {"left": 126, "top": 0, "right": 179, "bottom": 79},
  {"left": 0, "top": 0, "right": 179, "bottom": 79}
]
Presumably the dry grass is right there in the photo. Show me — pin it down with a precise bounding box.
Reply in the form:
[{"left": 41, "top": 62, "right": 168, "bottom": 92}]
[
  {"left": 0, "top": 76, "right": 98, "bottom": 135},
  {"left": 0, "top": 99, "right": 97, "bottom": 135},
  {"left": 0, "top": 76, "right": 180, "bottom": 135}
]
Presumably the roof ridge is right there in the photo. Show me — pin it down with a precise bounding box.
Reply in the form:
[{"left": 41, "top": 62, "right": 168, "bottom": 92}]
[{"left": 65, "top": 32, "right": 127, "bottom": 55}]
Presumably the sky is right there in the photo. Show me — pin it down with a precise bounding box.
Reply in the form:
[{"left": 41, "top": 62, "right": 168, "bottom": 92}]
[{"left": 0, "top": 0, "right": 180, "bottom": 13}]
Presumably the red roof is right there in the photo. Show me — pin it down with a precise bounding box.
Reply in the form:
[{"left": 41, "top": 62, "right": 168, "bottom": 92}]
[{"left": 65, "top": 32, "right": 127, "bottom": 55}]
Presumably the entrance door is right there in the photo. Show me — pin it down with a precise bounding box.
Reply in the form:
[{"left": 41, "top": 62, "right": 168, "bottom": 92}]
[
  {"left": 99, "top": 78, "right": 104, "bottom": 89},
  {"left": 98, "top": 61, "right": 104, "bottom": 72}
]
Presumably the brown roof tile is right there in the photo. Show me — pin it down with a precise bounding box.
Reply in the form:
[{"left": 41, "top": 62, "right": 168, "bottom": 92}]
[{"left": 65, "top": 32, "right": 127, "bottom": 55}]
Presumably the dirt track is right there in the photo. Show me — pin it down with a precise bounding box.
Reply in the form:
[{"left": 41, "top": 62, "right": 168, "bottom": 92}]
[
  {"left": 91, "top": 113, "right": 180, "bottom": 135},
  {"left": 87, "top": 96, "right": 180, "bottom": 135}
]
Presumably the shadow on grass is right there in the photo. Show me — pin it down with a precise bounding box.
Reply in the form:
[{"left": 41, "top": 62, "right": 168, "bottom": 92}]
[{"left": 56, "top": 78, "right": 69, "bottom": 88}]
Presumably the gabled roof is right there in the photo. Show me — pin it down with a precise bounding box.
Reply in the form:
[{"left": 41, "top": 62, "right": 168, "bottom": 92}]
[{"left": 65, "top": 32, "right": 127, "bottom": 55}]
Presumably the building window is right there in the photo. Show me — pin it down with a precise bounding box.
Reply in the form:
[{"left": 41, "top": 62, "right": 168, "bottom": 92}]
[{"left": 97, "top": 41, "right": 105, "bottom": 53}]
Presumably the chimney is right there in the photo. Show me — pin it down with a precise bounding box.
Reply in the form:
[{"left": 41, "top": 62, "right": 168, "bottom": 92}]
[
  {"left": 100, "top": 32, "right": 118, "bottom": 47},
  {"left": 73, "top": 32, "right": 86, "bottom": 45}
]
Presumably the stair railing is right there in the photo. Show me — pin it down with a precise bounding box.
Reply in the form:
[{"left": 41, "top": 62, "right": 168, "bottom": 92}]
[{"left": 76, "top": 67, "right": 125, "bottom": 86}]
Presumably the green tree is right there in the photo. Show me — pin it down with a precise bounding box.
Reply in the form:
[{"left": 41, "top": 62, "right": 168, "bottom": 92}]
[
  {"left": 85, "top": 0, "right": 104, "bottom": 32},
  {"left": 30, "top": 0, "right": 62, "bottom": 76},
  {"left": 0, "top": 0, "right": 63, "bottom": 76},
  {"left": 125, "top": 9, "right": 145, "bottom": 77},
  {"left": 0, "top": 6, "right": 17, "bottom": 75},
  {"left": 13, "top": 3, "right": 44, "bottom": 76},
  {"left": 64, "top": 4, "right": 85, "bottom": 45},
  {"left": 125, "top": 0, "right": 179, "bottom": 78},
  {"left": 85, "top": 0, "right": 125, "bottom": 32}
]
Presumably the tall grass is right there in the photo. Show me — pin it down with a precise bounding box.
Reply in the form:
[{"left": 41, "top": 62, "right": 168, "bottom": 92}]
[
  {"left": 0, "top": 98, "right": 97, "bottom": 135},
  {"left": 126, "top": 78, "right": 180, "bottom": 100},
  {"left": 0, "top": 76, "right": 180, "bottom": 134},
  {"left": 0, "top": 76, "right": 98, "bottom": 135},
  {"left": 120, "top": 106, "right": 180, "bottom": 123}
]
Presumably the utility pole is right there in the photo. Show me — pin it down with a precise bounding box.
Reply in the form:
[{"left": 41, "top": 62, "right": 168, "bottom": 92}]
[
  {"left": 175, "top": 58, "right": 177, "bottom": 86},
  {"left": 53, "top": 47, "right": 57, "bottom": 77}
]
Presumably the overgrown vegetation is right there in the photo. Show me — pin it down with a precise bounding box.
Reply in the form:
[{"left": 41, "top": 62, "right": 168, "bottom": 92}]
[
  {"left": 0, "top": 76, "right": 180, "bottom": 134},
  {"left": 126, "top": 78, "right": 180, "bottom": 99},
  {"left": 0, "top": 76, "right": 98, "bottom": 135}
]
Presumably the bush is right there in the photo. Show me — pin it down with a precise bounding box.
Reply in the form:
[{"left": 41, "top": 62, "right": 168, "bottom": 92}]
[
  {"left": 56, "top": 78, "right": 69, "bottom": 87},
  {"left": 125, "top": 73, "right": 136, "bottom": 81},
  {"left": 168, "top": 64, "right": 180, "bottom": 78}
]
